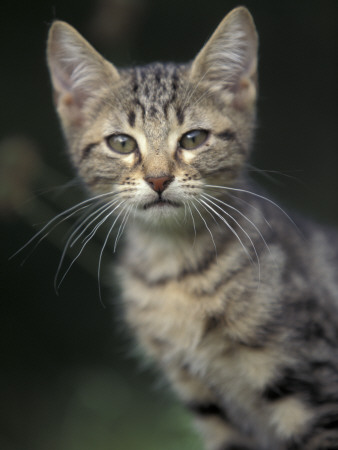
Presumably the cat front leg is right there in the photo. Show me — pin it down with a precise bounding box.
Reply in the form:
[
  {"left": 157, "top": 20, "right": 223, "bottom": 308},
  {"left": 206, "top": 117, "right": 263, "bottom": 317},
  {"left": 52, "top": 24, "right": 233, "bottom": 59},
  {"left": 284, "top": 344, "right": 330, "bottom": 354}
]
[
  {"left": 165, "top": 365, "right": 258, "bottom": 450},
  {"left": 288, "top": 414, "right": 338, "bottom": 450}
]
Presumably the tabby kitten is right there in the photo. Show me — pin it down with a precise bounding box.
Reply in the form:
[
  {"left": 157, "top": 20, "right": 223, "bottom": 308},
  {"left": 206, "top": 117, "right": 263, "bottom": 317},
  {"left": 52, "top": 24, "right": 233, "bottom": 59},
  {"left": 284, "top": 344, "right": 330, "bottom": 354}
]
[{"left": 46, "top": 7, "right": 338, "bottom": 450}]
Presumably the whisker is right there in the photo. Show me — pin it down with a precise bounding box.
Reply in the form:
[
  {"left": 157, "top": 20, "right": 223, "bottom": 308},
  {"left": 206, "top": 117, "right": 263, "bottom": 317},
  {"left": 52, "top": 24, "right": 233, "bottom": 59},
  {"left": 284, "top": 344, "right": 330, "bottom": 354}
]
[
  {"left": 190, "top": 86, "right": 214, "bottom": 109},
  {"left": 182, "top": 201, "right": 188, "bottom": 223},
  {"left": 226, "top": 192, "right": 273, "bottom": 230},
  {"left": 133, "top": 199, "right": 142, "bottom": 220},
  {"left": 191, "top": 200, "right": 217, "bottom": 258},
  {"left": 246, "top": 164, "right": 305, "bottom": 187},
  {"left": 202, "top": 193, "right": 271, "bottom": 254},
  {"left": 198, "top": 198, "right": 255, "bottom": 268},
  {"left": 71, "top": 199, "right": 120, "bottom": 247},
  {"left": 186, "top": 201, "right": 197, "bottom": 247},
  {"left": 10, "top": 190, "right": 118, "bottom": 260},
  {"left": 31, "top": 178, "right": 83, "bottom": 198},
  {"left": 199, "top": 196, "right": 259, "bottom": 280},
  {"left": 98, "top": 203, "right": 128, "bottom": 305},
  {"left": 54, "top": 200, "right": 124, "bottom": 292},
  {"left": 180, "top": 67, "right": 211, "bottom": 111},
  {"left": 67, "top": 202, "right": 101, "bottom": 236},
  {"left": 114, "top": 204, "right": 133, "bottom": 252},
  {"left": 16, "top": 203, "right": 93, "bottom": 267},
  {"left": 204, "top": 184, "right": 300, "bottom": 233},
  {"left": 78, "top": 200, "right": 120, "bottom": 247},
  {"left": 198, "top": 197, "right": 220, "bottom": 228}
]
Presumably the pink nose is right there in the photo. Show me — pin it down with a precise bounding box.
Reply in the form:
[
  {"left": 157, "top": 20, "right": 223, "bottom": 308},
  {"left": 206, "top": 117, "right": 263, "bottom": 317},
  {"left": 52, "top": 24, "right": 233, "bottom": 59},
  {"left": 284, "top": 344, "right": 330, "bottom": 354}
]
[{"left": 145, "top": 176, "right": 174, "bottom": 193}]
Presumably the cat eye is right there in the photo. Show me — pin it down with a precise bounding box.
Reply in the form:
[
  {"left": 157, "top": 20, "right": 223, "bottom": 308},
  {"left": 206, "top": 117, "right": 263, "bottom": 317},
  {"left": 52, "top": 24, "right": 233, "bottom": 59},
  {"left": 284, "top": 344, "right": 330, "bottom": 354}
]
[
  {"left": 106, "top": 134, "right": 137, "bottom": 154},
  {"left": 179, "top": 129, "right": 209, "bottom": 150}
]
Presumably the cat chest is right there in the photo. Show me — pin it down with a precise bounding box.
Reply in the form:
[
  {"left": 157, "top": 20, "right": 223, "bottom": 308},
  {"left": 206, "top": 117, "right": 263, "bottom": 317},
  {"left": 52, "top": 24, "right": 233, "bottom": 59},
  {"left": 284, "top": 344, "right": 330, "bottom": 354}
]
[
  {"left": 122, "top": 274, "right": 211, "bottom": 353},
  {"left": 120, "top": 271, "right": 312, "bottom": 444},
  {"left": 120, "top": 271, "right": 280, "bottom": 393},
  {"left": 121, "top": 276, "right": 312, "bottom": 446}
]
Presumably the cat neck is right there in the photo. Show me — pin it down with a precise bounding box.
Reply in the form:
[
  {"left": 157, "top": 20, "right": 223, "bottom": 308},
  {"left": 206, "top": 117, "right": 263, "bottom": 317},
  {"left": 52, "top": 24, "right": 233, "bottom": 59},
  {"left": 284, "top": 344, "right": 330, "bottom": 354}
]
[{"left": 121, "top": 178, "right": 258, "bottom": 283}]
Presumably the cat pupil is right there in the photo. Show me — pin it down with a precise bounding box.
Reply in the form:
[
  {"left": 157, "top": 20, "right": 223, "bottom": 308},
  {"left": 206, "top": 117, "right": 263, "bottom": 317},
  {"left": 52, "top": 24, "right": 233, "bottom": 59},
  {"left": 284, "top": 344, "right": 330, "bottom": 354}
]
[
  {"left": 180, "top": 129, "right": 208, "bottom": 150},
  {"left": 106, "top": 134, "right": 136, "bottom": 154}
]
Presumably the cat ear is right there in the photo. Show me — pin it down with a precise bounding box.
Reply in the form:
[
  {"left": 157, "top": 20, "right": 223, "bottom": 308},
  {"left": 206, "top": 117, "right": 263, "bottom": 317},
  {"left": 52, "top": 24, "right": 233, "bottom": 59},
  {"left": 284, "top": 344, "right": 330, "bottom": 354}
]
[
  {"left": 189, "top": 7, "right": 258, "bottom": 109},
  {"left": 47, "top": 21, "right": 120, "bottom": 126}
]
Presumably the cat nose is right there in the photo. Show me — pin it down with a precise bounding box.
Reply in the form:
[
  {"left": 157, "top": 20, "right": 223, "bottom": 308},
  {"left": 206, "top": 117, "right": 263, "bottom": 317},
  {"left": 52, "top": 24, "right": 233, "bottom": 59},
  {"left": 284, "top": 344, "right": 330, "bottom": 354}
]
[{"left": 145, "top": 175, "right": 174, "bottom": 194}]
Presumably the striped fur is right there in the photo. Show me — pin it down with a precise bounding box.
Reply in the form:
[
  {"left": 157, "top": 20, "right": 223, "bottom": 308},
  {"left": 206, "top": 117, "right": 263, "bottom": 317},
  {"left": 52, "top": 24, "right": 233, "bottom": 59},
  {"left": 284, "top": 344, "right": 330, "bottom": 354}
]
[{"left": 47, "top": 7, "right": 338, "bottom": 449}]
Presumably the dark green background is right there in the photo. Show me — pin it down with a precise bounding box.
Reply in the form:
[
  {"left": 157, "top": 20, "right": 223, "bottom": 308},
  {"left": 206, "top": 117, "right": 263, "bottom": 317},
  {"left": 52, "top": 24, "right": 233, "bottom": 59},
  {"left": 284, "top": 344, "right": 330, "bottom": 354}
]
[{"left": 1, "top": 1, "right": 338, "bottom": 449}]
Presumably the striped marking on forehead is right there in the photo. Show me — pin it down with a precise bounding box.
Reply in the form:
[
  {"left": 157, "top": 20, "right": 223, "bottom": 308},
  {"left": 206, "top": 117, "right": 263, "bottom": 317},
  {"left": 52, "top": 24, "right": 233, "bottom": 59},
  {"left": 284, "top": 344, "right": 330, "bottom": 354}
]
[{"left": 129, "top": 63, "right": 185, "bottom": 123}]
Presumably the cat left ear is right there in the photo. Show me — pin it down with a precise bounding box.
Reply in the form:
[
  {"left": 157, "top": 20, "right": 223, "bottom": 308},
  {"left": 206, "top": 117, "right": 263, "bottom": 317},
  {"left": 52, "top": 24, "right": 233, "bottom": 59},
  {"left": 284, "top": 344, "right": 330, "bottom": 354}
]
[
  {"left": 190, "top": 7, "right": 258, "bottom": 109},
  {"left": 47, "top": 21, "right": 120, "bottom": 126}
]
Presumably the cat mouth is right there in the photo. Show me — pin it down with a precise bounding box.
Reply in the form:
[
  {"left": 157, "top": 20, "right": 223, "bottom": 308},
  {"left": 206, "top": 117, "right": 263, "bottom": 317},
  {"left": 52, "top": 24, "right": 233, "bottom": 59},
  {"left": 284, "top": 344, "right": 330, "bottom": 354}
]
[{"left": 143, "top": 199, "right": 181, "bottom": 210}]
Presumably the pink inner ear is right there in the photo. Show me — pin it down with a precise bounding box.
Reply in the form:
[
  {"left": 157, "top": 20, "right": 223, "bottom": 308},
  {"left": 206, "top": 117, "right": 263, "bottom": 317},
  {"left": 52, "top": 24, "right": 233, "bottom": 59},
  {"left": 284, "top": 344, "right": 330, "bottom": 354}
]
[
  {"left": 57, "top": 90, "right": 86, "bottom": 127},
  {"left": 51, "top": 58, "right": 91, "bottom": 114},
  {"left": 63, "top": 93, "right": 75, "bottom": 106},
  {"left": 49, "top": 59, "right": 75, "bottom": 98}
]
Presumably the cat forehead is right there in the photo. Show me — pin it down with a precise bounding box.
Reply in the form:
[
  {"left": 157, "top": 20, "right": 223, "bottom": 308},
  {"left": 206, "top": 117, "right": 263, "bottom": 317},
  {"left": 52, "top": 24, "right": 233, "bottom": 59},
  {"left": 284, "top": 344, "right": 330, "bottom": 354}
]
[
  {"left": 97, "top": 63, "right": 213, "bottom": 149},
  {"left": 129, "top": 63, "right": 185, "bottom": 99},
  {"left": 117, "top": 63, "right": 189, "bottom": 121},
  {"left": 99, "top": 62, "right": 227, "bottom": 140}
]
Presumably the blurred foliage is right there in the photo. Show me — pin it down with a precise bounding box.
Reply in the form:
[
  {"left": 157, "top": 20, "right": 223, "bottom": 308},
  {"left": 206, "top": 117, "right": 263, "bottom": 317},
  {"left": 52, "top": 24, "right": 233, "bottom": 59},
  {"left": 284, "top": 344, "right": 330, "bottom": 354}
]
[
  {"left": 2, "top": 365, "right": 201, "bottom": 450},
  {"left": 1, "top": 0, "right": 338, "bottom": 449}
]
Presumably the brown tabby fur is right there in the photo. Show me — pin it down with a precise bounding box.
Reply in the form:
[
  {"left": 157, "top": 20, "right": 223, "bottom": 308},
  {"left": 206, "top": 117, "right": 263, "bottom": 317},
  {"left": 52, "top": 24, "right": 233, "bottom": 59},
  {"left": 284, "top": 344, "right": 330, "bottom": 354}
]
[{"left": 46, "top": 7, "right": 338, "bottom": 449}]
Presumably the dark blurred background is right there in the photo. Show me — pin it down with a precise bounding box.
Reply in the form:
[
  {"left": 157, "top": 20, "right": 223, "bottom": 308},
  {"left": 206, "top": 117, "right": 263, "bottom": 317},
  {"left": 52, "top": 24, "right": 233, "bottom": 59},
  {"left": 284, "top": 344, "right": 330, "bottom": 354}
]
[{"left": 1, "top": 1, "right": 338, "bottom": 449}]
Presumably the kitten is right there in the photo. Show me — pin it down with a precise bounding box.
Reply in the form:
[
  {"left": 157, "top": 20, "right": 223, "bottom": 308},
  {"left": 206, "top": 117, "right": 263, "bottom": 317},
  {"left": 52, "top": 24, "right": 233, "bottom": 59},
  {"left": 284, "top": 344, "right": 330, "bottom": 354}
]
[{"left": 46, "top": 7, "right": 338, "bottom": 450}]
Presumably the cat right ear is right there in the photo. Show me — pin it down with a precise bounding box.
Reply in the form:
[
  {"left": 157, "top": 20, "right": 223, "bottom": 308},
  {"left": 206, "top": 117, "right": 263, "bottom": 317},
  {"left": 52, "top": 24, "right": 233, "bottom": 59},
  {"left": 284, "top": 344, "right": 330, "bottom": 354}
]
[
  {"left": 47, "top": 21, "right": 119, "bottom": 126},
  {"left": 189, "top": 7, "right": 258, "bottom": 110}
]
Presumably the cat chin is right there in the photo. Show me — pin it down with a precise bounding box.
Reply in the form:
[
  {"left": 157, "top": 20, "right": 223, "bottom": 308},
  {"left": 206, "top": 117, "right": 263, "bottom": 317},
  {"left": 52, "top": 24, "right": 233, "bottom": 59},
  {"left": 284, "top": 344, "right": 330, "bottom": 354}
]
[
  {"left": 134, "top": 202, "right": 185, "bottom": 225},
  {"left": 142, "top": 199, "right": 181, "bottom": 211}
]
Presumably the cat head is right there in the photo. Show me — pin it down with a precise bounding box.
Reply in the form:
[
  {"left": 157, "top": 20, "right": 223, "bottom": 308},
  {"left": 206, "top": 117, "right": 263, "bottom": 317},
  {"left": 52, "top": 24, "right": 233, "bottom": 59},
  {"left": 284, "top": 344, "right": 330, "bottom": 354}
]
[{"left": 47, "top": 7, "right": 258, "bottom": 227}]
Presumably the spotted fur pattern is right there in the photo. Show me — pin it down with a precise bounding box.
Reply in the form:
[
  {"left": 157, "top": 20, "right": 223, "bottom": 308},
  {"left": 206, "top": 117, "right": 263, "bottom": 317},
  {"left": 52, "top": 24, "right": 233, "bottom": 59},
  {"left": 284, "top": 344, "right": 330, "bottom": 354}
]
[{"left": 47, "top": 7, "right": 338, "bottom": 449}]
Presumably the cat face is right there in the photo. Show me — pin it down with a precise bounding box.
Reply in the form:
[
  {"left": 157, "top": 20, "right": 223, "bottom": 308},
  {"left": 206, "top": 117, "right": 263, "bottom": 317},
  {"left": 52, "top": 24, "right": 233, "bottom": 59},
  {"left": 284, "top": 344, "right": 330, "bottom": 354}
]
[{"left": 47, "top": 7, "right": 258, "bottom": 225}]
